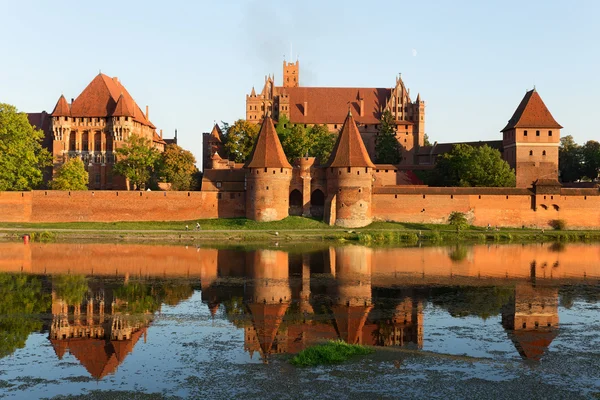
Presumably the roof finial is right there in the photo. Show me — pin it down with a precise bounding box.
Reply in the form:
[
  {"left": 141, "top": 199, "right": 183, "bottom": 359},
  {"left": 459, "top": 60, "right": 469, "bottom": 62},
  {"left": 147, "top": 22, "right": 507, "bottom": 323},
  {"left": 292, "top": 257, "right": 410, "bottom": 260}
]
[{"left": 347, "top": 102, "right": 352, "bottom": 117}]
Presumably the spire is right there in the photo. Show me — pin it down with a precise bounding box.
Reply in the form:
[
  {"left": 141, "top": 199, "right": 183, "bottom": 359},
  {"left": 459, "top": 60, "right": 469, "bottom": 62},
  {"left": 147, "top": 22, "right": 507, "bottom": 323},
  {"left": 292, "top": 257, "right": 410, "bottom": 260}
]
[
  {"left": 416, "top": 93, "right": 421, "bottom": 103},
  {"left": 209, "top": 124, "right": 224, "bottom": 143},
  {"left": 501, "top": 89, "right": 562, "bottom": 132},
  {"left": 251, "top": 86, "right": 256, "bottom": 96},
  {"left": 112, "top": 93, "right": 133, "bottom": 117},
  {"left": 244, "top": 117, "right": 292, "bottom": 169},
  {"left": 327, "top": 112, "right": 375, "bottom": 168},
  {"left": 51, "top": 95, "right": 71, "bottom": 117}
]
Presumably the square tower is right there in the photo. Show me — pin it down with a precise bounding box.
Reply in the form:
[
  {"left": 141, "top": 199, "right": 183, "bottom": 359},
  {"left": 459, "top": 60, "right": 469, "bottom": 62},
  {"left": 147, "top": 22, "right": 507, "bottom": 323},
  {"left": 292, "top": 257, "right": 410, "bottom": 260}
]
[{"left": 283, "top": 60, "right": 299, "bottom": 88}]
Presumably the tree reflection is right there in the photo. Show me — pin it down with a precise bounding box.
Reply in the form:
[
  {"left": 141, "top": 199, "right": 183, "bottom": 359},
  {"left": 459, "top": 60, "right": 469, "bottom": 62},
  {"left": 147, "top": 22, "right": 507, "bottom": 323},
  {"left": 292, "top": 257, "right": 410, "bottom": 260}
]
[
  {"left": 432, "top": 286, "right": 514, "bottom": 320},
  {"left": 0, "top": 274, "right": 50, "bottom": 358},
  {"left": 53, "top": 275, "right": 88, "bottom": 305}
]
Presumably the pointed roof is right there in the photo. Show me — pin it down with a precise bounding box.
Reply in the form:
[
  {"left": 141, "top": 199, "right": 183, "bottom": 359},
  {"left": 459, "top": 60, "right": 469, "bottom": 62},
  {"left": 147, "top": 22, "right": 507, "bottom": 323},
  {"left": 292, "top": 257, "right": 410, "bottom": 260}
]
[
  {"left": 247, "top": 303, "right": 289, "bottom": 354},
  {"left": 211, "top": 152, "right": 222, "bottom": 161},
  {"left": 510, "top": 329, "right": 557, "bottom": 361},
  {"left": 209, "top": 124, "right": 224, "bottom": 143},
  {"left": 244, "top": 117, "right": 292, "bottom": 169},
  {"left": 251, "top": 87, "right": 256, "bottom": 96},
  {"left": 50, "top": 339, "right": 68, "bottom": 359},
  {"left": 69, "top": 73, "right": 155, "bottom": 128},
  {"left": 501, "top": 89, "right": 563, "bottom": 132},
  {"left": 416, "top": 93, "right": 421, "bottom": 103},
  {"left": 327, "top": 111, "right": 375, "bottom": 168},
  {"left": 112, "top": 94, "right": 133, "bottom": 117},
  {"left": 332, "top": 305, "right": 373, "bottom": 344},
  {"left": 51, "top": 95, "right": 71, "bottom": 117}
]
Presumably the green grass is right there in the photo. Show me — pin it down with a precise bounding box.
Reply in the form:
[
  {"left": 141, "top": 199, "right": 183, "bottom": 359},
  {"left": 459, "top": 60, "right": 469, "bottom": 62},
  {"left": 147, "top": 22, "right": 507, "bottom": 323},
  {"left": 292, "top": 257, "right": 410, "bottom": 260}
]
[{"left": 289, "top": 340, "right": 374, "bottom": 367}]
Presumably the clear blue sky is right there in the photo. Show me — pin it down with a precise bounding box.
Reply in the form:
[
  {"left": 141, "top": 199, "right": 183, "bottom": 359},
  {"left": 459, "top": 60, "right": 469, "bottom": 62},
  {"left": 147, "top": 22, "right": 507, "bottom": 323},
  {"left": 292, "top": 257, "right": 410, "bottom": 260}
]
[{"left": 2, "top": 0, "right": 599, "bottom": 167}]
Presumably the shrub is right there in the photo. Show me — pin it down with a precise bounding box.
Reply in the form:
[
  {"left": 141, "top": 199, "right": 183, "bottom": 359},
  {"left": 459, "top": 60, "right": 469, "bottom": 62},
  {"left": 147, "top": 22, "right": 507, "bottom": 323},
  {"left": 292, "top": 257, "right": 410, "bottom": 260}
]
[
  {"left": 550, "top": 219, "right": 567, "bottom": 230},
  {"left": 290, "top": 340, "right": 373, "bottom": 367},
  {"left": 448, "top": 212, "right": 469, "bottom": 231}
]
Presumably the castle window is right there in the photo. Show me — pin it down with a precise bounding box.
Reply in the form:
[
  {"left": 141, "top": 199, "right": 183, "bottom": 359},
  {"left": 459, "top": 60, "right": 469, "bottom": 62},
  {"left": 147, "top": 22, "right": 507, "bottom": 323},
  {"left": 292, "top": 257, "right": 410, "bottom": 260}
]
[
  {"left": 264, "top": 168, "right": 267, "bottom": 172},
  {"left": 543, "top": 150, "right": 546, "bottom": 156},
  {"left": 347, "top": 167, "right": 351, "bottom": 173},
  {"left": 217, "top": 193, "right": 222, "bottom": 199},
  {"left": 125, "top": 117, "right": 128, "bottom": 121},
  {"left": 405, "top": 125, "right": 408, "bottom": 129},
  {"left": 216, "top": 182, "right": 222, "bottom": 188},
  {"left": 549, "top": 130, "right": 553, "bottom": 136},
  {"left": 334, "top": 125, "right": 338, "bottom": 129},
  {"left": 357, "top": 171, "right": 360, "bottom": 175},
  {"left": 529, "top": 150, "right": 533, "bottom": 156},
  {"left": 365, "top": 125, "right": 368, "bottom": 129},
  {"left": 64, "top": 116, "right": 68, "bottom": 122},
  {"left": 273, "top": 170, "right": 275, "bottom": 174},
  {"left": 385, "top": 170, "right": 388, "bottom": 173},
  {"left": 376, "top": 169, "right": 380, "bottom": 172},
  {"left": 95, "top": 174, "right": 100, "bottom": 184},
  {"left": 536, "top": 130, "right": 540, "bottom": 136},
  {"left": 524, "top": 130, "right": 528, "bottom": 136},
  {"left": 266, "top": 186, "right": 269, "bottom": 190}
]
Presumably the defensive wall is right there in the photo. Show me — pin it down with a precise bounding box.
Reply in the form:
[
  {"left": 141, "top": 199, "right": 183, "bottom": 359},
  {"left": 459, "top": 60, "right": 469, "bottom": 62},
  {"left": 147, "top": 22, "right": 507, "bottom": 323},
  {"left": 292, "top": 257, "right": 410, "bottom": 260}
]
[{"left": 0, "top": 186, "right": 599, "bottom": 228}]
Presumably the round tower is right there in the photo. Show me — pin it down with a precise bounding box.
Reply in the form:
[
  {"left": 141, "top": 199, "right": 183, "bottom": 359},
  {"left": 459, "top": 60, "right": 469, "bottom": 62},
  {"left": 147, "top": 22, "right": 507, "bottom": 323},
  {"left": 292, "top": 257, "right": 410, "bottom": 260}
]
[
  {"left": 245, "top": 117, "right": 292, "bottom": 222},
  {"left": 326, "top": 111, "right": 376, "bottom": 228}
]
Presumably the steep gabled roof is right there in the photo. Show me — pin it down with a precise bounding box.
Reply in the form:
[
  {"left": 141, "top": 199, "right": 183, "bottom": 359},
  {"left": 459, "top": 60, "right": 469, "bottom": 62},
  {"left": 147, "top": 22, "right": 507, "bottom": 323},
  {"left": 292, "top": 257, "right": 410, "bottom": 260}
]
[
  {"left": 247, "top": 303, "right": 289, "bottom": 355},
  {"left": 332, "top": 305, "right": 373, "bottom": 344},
  {"left": 69, "top": 73, "right": 155, "bottom": 128},
  {"left": 501, "top": 89, "right": 563, "bottom": 132},
  {"left": 209, "top": 124, "right": 224, "bottom": 143},
  {"left": 112, "top": 94, "right": 133, "bottom": 117},
  {"left": 244, "top": 117, "right": 292, "bottom": 169},
  {"left": 51, "top": 95, "right": 71, "bottom": 117},
  {"left": 327, "top": 111, "right": 375, "bottom": 168},
  {"left": 510, "top": 329, "right": 557, "bottom": 361}
]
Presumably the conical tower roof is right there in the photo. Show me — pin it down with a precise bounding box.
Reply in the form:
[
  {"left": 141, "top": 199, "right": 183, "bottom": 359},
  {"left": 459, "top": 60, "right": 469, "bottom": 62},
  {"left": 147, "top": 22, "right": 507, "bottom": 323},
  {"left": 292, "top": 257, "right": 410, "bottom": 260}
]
[
  {"left": 247, "top": 303, "right": 289, "bottom": 355},
  {"left": 244, "top": 117, "right": 292, "bottom": 169},
  {"left": 209, "top": 124, "right": 224, "bottom": 143},
  {"left": 332, "top": 305, "right": 372, "bottom": 344},
  {"left": 509, "top": 329, "right": 557, "bottom": 361},
  {"left": 51, "top": 95, "right": 71, "bottom": 117},
  {"left": 327, "top": 111, "right": 375, "bottom": 168},
  {"left": 501, "top": 89, "right": 563, "bottom": 132},
  {"left": 112, "top": 93, "right": 133, "bottom": 117}
]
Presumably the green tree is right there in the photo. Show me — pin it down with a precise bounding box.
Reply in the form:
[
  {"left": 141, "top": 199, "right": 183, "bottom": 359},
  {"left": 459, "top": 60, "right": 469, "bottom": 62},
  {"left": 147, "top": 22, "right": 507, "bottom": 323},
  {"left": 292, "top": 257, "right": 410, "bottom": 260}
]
[
  {"left": 423, "top": 133, "right": 432, "bottom": 147},
  {"left": 54, "top": 275, "right": 89, "bottom": 305},
  {"left": 307, "top": 124, "right": 336, "bottom": 165},
  {"left": 223, "top": 119, "right": 260, "bottom": 163},
  {"left": 49, "top": 158, "right": 89, "bottom": 190},
  {"left": 432, "top": 144, "right": 516, "bottom": 187},
  {"left": 448, "top": 212, "right": 469, "bottom": 231},
  {"left": 158, "top": 144, "right": 198, "bottom": 191},
  {"left": 375, "top": 110, "right": 402, "bottom": 164},
  {"left": 581, "top": 140, "right": 600, "bottom": 181},
  {"left": 0, "top": 274, "right": 50, "bottom": 358},
  {"left": 113, "top": 134, "right": 160, "bottom": 190},
  {"left": 559, "top": 135, "right": 583, "bottom": 182},
  {"left": 279, "top": 123, "right": 309, "bottom": 163},
  {"left": 432, "top": 286, "right": 514, "bottom": 320},
  {"left": 113, "top": 282, "right": 162, "bottom": 314},
  {"left": 0, "top": 103, "right": 52, "bottom": 190}
]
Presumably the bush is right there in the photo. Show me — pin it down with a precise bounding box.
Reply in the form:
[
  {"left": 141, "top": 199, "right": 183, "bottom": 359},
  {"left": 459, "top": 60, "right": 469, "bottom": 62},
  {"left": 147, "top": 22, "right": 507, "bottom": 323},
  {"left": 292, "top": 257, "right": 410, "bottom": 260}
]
[
  {"left": 550, "top": 219, "right": 567, "bottom": 230},
  {"left": 448, "top": 212, "right": 469, "bottom": 231},
  {"left": 290, "top": 340, "right": 373, "bottom": 367}
]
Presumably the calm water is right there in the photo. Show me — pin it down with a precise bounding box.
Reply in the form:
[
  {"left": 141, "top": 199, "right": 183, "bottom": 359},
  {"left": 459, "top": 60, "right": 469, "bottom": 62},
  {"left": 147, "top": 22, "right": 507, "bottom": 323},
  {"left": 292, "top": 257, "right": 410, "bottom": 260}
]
[{"left": 0, "top": 242, "right": 599, "bottom": 399}]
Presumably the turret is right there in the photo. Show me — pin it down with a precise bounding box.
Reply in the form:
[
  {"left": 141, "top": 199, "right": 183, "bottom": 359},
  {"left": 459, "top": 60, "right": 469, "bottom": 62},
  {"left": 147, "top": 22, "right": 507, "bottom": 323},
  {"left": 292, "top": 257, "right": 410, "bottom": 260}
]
[
  {"left": 325, "top": 111, "right": 375, "bottom": 228},
  {"left": 244, "top": 117, "right": 292, "bottom": 222},
  {"left": 283, "top": 60, "right": 299, "bottom": 88}
]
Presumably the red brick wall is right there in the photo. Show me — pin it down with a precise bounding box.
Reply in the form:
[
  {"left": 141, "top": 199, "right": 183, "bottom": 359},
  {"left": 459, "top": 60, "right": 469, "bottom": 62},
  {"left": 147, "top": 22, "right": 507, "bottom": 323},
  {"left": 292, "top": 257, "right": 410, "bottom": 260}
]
[{"left": 0, "top": 190, "right": 245, "bottom": 223}]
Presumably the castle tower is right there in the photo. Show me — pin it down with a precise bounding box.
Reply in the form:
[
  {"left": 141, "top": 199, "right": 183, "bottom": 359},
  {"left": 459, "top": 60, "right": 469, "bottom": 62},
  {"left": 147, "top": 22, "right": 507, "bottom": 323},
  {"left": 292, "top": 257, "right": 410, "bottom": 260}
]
[
  {"left": 50, "top": 95, "right": 72, "bottom": 169},
  {"left": 414, "top": 93, "right": 426, "bottom": 149},
  {"left": 244, "top": 117, "right": 292, "bottom": 222},
  {"left": 283, "top": 60, "right": 299, "bottom": 88},
  {"left": 501, "top": 89, "right": 562, "bottom": 187},
  {"left": 326, "top": 111, "right": 376, "bottom": 228},
  {"left": 202, "top": 124, "right": 225, "bottom": 170}
]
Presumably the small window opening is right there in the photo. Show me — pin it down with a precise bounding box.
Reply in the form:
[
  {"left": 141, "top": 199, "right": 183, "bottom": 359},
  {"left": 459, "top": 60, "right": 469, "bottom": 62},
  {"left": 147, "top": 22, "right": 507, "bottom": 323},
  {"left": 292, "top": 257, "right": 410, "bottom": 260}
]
[
  {"left": 549, "top": 130, "right": 553, "bottom": 136},
  {"left": 529, "top": 150, "right": 533, "bottom": 156},
  {"left": 536, "top": 130, "right": 540, "bottom": 136},
  {"left": 524, "top": 130, "right": 528, "bottom": 136}
]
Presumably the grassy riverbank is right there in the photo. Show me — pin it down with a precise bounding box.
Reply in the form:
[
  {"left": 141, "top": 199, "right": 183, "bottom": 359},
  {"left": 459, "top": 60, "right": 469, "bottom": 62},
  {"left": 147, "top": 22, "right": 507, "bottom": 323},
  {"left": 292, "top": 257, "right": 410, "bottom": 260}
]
[{"left": 1, "top": 217, "right": 599, "bottom": 244}]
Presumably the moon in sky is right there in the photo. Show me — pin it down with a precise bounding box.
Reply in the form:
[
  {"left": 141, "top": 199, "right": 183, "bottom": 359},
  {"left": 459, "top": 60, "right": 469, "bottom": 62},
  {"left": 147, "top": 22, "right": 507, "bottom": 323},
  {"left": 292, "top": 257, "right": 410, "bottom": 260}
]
[{"left": 412, "top": 48, "right": 418, "bottom": 57}]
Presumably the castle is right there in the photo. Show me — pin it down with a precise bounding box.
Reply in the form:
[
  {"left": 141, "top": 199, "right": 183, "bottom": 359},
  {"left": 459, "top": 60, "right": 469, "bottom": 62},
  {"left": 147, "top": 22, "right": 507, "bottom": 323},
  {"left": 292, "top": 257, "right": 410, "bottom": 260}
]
[
  {"left": 28, "top": 73, "right": 176, "bottom": 190},
  {"left": 201, "top": 76, "right": 564, "bottom": 227}
]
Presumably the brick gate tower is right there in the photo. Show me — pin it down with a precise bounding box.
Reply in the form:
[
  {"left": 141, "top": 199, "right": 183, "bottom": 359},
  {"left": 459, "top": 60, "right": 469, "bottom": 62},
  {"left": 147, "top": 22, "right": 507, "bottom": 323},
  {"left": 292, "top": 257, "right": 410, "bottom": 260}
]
[
  {"left": 244, "top": 117, "right": 292, "bottom": 222},
  {"left": 325, "top": 111, "right": 376, "bottom": 228}
]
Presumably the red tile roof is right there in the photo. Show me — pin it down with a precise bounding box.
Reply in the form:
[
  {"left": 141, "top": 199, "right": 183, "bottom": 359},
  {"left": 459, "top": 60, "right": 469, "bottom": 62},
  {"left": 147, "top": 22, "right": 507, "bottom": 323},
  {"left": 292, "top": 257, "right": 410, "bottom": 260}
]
[
  {"left": 209, "top": 124, "right": 224, "bottom": 143},
  {"left": 502, "top": 89, "right": 562, "bottom": 132},
  {"left": 283, "top": 87, "right": 392, "bottom": 124},
  {"left": 248, "top": 303, "right": 289, "bottom": 355},
  {"left": 51, "top": 95, "right": 71, "bottom": 117},
  {"left": 112, "top": 94, "right": 133, "bottom": 117},
  {"left": 70, "top": 73, "right": 155, "bottom": 128},
  {"left": 327, "top": 112, "right": 375, "bottom": 168},
  {"left": 244, "top": 117, "right": 292, "bottom": 169}
]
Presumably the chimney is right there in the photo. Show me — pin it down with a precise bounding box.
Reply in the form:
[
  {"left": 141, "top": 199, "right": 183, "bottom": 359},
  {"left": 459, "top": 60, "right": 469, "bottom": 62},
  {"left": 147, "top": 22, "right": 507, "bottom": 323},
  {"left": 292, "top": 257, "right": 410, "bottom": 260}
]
[
  {"left": 146, "top": 105, "right": 149, "bottom": 120},
  {"left": 303, "top": 101, "right": 308, "bottom": 116},
  {"left": 359, "top": 99, "right": 364, "bottom": 117},
  {"left": 160, "top": 129, "right": 163, "bottom": 139}
]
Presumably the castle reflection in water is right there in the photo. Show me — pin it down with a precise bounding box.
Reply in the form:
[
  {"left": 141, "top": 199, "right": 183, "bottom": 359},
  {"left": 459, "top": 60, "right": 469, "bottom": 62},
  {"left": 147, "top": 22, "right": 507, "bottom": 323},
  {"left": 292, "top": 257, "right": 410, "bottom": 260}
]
[{"left": 1, "top": 242, "right": 599, "bottom": 377}]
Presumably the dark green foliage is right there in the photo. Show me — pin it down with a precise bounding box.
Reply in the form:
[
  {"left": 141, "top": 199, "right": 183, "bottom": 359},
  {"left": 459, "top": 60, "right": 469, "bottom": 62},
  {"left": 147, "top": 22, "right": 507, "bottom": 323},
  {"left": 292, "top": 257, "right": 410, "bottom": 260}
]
[
  {"left": 54, "top": 275, "right": 89, "bottom": 305},
  {"left": 157, "top": 144, "right": 198, "bottom": 191},
  {"left": 0, "top": 274, "right": 50, "bottom": 358},
  {"left": 432, "top": 286, "right": 514, "bottom": 320},
  {"left": 49, "top": 158, "right": 89, "bottom": 190},
  {"left": 113, "top": 282, "right": 162, "bottom": 314},
  {"left": 375, "top": 110, "right": 402, "bottom": 164},
  {"left": 449, "top": 245, "right": 468, "bottom": 262},
  {"left": 581, "top": 140, "right": 600, "bottom": 181},
  {"left": 551, "top": 219, "right": 567, "bottom": 230},
  {"left": 307, "top": 124, "right": 335, "bottom": 165},
  {"left": 290, "top": 340, "right": 373, "bottom": 367},
  {"left": 113, "top": 134, "right": 160, "bottom": 190},
  {"left": 559, "top": 135, "right": 583, "bottom": 182},
  {"left": 276, "top": 116, "right": 336, "bottom": 164},
  {"left": 0, "top": 103, "right": 52, "bottom": 190},
  {"left": 432, "top": 144, "right": 515, "bottom": 187},
  {"left": 448, "top": 212, "right": 469, "bottom": 231},
  {"left": 223, "top": 119, "right": 260, "bottom": 163}
]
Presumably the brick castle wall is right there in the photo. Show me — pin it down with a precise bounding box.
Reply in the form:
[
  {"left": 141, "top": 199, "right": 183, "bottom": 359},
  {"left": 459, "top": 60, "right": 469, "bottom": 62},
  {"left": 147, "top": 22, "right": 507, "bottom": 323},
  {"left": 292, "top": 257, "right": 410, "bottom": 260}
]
[{"left": 1, "top": 187, "right": 599, "bottom": 228}]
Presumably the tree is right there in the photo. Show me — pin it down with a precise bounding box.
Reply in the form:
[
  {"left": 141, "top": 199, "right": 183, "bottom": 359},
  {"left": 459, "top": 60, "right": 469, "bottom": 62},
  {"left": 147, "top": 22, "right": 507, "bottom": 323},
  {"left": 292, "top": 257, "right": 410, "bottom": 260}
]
[
  {"left": 581, "top": 140, "right": 600, "bottom": 181},
  {"left": 113, "top": 134, "right": 160, "bottom": 190},
  {"left": 559, "top": 135, "right": 583, "bottom": 182},
  {"left": 375, "top": 110, "right": 402, "bottom": 164},
  {"left": 223, "top": 119, "right": 260, "bottom": 163},
  {"left": 158, "top": 144, "right": 198, "bottom": 191},
  {"left": 279, "top": 122, "right": 308, "bottom": 163},
  {"left": 431, "top": 286, "right": 514, "bottom": 320},
  {"left": 0, "top": 103, "right": 52, "bottom": 190},
  {"left": 49, "top": 158, "right": 89, "bottom": 190},
  {"left": 448, "top": 212, "right": 469, "bottom": 231},
  {"left": 432, "top": 144, "right": 516, "bottom": 187},
  {"left": 423, "top": 133, "right": 432, "bottom": 147},
  {"left": 307, "top": 124, "right": 336, "bottom": 165}
]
